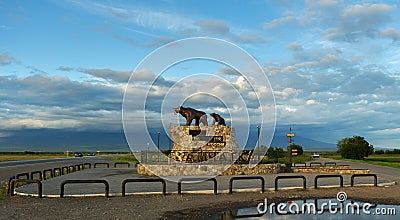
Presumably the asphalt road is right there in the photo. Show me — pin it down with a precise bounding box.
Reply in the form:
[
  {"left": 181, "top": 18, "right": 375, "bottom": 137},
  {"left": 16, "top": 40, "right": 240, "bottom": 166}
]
[
  {"left": 0, "top": 156, "right": 115, "bottom": 186},
  {"left": 315, "top": 157, "right": 400, "bottom": 182}
]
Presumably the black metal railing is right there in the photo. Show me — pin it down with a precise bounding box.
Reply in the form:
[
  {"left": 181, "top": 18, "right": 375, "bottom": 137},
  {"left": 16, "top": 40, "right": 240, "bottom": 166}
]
[
  {"left": 351, "top": 174, "right": 377, "bottom": 187},
  {"left": 275, "top": 175, "right": 306, "bottom": 191},
  {"left": 122, "top": 178, "right": 166, "bottom": 196},
  {"left": 10, "top": 179, "right": 42, "bottom": 198},
  {"left": 114, "top": 162, "right": 130, "bottom": 168},
  {"left": 60, "top": 180, "right": 109, "bottom": 197},
  {"left": 309, "top": 162, "right": 323, "bottom": 167},
  {"left": 94, "top": 162, "right": 110, "bottom": 168},
  {"left": 178, "top": 177, "right": 217, "bottom": 195},
  {"left": 314, "top": 174, "right": 343, "bottom": 189},
  {"left": 293, "top": 162, "right": 307, "bottom": 167},
  {"left": 229, "top": 176, "right": 265, "bottom": 194}
]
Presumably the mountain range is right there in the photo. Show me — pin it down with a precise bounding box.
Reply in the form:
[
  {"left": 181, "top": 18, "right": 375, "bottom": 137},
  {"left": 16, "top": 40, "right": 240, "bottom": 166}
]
[{"left": 0, "top": 127, "right": 336, "bottom": 152}]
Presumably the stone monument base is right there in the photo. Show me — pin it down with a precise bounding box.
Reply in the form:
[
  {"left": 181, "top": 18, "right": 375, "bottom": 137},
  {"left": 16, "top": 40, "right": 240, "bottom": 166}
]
[
  {"left": 169, "top": 125, "right": 239, "bottom": 163},
  {"left": 137, "top": 163, "right": 279, "bottom": 176}
]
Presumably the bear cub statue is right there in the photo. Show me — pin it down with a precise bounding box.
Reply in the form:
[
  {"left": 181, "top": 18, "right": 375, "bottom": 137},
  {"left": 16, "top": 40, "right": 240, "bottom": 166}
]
[{"left": 210, "top": 113, "right": 226, "bottom": 126}]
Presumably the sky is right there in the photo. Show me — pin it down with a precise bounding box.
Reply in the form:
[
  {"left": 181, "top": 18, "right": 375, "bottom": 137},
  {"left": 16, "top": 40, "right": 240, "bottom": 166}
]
[{"left": 1, "top": 0, "right": 400, "bottom": 151}]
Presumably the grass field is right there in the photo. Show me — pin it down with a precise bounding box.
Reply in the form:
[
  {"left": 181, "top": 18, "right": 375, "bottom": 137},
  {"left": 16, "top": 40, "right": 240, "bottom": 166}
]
[
  {"left": 0, "top": 154, "right": 67, "bottom": 162},
  {"left": 108, "top": 154, "right": 139, "bottom": 163},
  {"left": 322, "top": 152, "right": 400, "bottom": 168}
]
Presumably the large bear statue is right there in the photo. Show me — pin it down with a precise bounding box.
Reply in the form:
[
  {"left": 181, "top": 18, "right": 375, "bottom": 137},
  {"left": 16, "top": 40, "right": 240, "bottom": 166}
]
[{"left": 174, "top": 106, "right": 208, "bottom": 126}]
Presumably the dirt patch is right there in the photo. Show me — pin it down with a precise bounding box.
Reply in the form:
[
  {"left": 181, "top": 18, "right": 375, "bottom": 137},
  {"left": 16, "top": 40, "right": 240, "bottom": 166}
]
[{"left": 1, "top": 185, "right": 400, "bottom": 219}]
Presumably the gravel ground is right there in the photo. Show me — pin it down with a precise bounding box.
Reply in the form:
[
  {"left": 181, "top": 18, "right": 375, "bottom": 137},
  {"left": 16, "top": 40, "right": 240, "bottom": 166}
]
[{"left": 1, "top": 185, "right": 399, "bottom": 219}]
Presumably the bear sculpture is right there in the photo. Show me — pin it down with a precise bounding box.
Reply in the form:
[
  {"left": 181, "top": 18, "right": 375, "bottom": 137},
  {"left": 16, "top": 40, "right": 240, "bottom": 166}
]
[
  {"left": 174, "top": 106, "right": 208, "bottom": 126},
  {"left": 210, "top": 113, "right": 226, "bottom": 126}
]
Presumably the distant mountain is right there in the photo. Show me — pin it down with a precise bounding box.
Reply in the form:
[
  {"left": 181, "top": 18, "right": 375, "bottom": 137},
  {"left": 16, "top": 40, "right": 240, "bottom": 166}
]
[
  {"left": 0, "top": 129, "right": 130, "bottom": 152},
  {"left": 0, "top": 126, "right": 337, "bottom": 152}
]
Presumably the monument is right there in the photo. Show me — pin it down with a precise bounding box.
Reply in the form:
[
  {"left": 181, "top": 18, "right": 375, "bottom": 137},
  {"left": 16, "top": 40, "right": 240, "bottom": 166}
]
[
  {"left": 137, "top": 106, "right": 279, "bottom": 176},
  {"left": 169, "top": 125, "right": 239, "bottom": 163},
  {"left": 170, "top": 106, "right": 238, "bottom": 163}
]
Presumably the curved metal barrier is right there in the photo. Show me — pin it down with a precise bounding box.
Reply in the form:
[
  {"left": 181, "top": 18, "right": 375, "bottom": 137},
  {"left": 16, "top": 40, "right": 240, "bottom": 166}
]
[
  {"left": 8, "top": 163, "right": 95, "bottom": 197},
  {"left": 74, "top": 165, "right": 81, "bottom": 171},
  {"left": 30, "top": 171, "right": 43, "bottom": 181},
  {"left": 324, "top": 162, "right": 337, "bottom": 166},
  {"left": 275, "top": 175, "right": 306, "bottom": 191},
  {"left": 230, "top": 211, "right": 265, "bottom": 218},
  {"left": 6, "top": 176, "right": 15, "bottom": 195},
  {"left": 351, "top": 174, "right": 377, "bottom": 187},
  {"left": 83, "top": 163, "right": 91, "bottom": 169},
  {"left": 53, "top": 168, "right": 62, "bottom": 177},
  {"left": 114, "top": 162, "right": 130, "bottom": 168},
  {"left": 16, "top": 173, "right": 29, "bottom": 180},
  {"left": 94, "top": 162, "right": 110, "bottom": 168},
  {"left": 314, "top": 174, "right": 343, "bottom": 189},
  {"left": 60, "top": 180, "right": 110, "bottom": 197},
  {"left": 309, "top": 162, "right": 323, "bottom": 167},
  {"left": 122, "top": 178, "right": 166, "bottom": 196},
  {"left": 178, "top": 177, "right": 218, "bottom": 195},
  {"left": 229, "top": 176, "right": 265, "bottom": 194},
  {"left": 68, "top": 165, "right": 75, "bottom": 173},
  {"left": 62, "top": 166, "right": 69, "bottom": 175},
  {"left": 293, "top": 162, "right": 306, "bottom": 167},
  {"left": 43, "top": 169, "right": 54, "bottom": 180},
  {"left": 10, "top": 179, "right": 42, "bottom": 198}
]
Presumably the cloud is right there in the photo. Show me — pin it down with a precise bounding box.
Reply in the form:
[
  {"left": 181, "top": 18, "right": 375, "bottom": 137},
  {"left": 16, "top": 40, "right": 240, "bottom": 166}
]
[
  {"left": 281, "top": 61, "right": 318, "bottom": 73},
  {"left": 0, "top": 54, "right": 15, "bottom": 65},
  {"left": 0, "top": 74, "right": 122, "bottom": 110},
  {"left": 77, "top": 67, "right": 175, "bottom": 88},
  {"left": 305, "top": 0, "right": 340, "bottom": 8},
  {"left": 341, "top": 4, "right": 395, "bottom": 18},
  {"left": 231, "top": 31, "right": 266, "bottom": 44},
  {"left": 57, "top": 66, "right": 74, "bottom": 72},
  {"left": 195, "top": 20, "right": 230, "bottom": 34},
  {"left": 324, "top": 3, "right": 397, "bottom": 42},
  {"left": 306, "top": 99, "right": 317, "bottom": 105},
  {"left": 379, "top": 28, "right": 400, "bottom": 42},
  {"left": 338, "top": 69, "right": 396, "bottom": 95},
  {"left": 320, "top": 53, "right": 339, "bottom": 63},
  {"left": 264, "top": 15, "right": 295, "bottom": 29},
  {"left": 78, "top": 68, "right": 132, "bottom": 83},
  {"left": 372, "top": 128, "right": 400, "bottom": 135},
  {"left": 70, "top": 1, "right": 266, "bottom": 45},
  {"left": 286, "top": 42, "right": 303, "bottom": 51},
  {"left": 113, "top": 35, "right": 175, "bottom": 48},
  {"left": 180, "top": 19, "right": 266, "bottom": 44},
  {"left": 76, "top": 1, "right": 193, "bottom": 32},
  {"left": 0, "top": 74, "right": 124, "bottom": 130},
  {"left": 218, "top": 67, "right": 241, "bottom": 76},
  {"left": 284, "top": 106, "right": 297, "bottom": 113},
  {"left": 274, "top": 88, "right": 302, "bottom": 99}
]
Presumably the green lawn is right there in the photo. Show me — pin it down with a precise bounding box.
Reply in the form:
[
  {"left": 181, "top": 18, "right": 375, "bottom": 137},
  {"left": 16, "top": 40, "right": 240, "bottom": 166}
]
[
  {"left": 108, "top": 154, "right": 139, "bottom": 163},
  {"left": 0, "top": 153, "right": 67, "bottom": 162},
  {"left": 322, "top": 153, "right": 400, "bottom": 169},
  {"left": 342, "top": 159, "right": 400, "bottom": 169}
]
